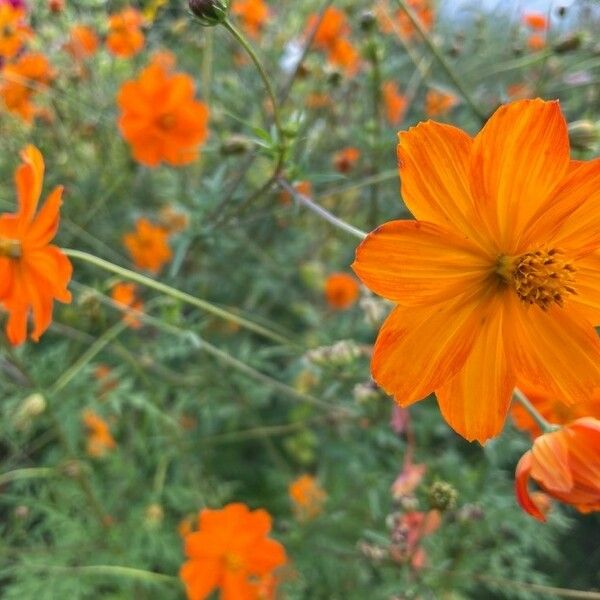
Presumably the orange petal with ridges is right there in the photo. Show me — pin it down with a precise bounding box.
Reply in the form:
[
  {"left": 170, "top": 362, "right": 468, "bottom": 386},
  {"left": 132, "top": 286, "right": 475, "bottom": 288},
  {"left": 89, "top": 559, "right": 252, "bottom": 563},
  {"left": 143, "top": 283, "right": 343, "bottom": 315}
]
[
  {"left": 515, "top": 451, "right": 546, "bottom": 521},
  {"left": 15, "top": 145, "right": 44, "bottom": 227}
]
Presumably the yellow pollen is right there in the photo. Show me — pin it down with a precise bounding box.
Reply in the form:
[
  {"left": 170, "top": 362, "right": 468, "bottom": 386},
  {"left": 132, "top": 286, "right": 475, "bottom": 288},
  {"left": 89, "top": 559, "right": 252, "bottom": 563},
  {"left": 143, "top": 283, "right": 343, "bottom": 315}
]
[
  {"left": 224, "top": 552, "right": 244, "bottom": 572},
  {"left": 157, "top": 113, "right": 176, "bottom": 130},
  {"left": 0, "top": 236, "right": 22, "bottom": 259},
  {"left": 497, "top": 249, "right": 576, "bottom": 310}
]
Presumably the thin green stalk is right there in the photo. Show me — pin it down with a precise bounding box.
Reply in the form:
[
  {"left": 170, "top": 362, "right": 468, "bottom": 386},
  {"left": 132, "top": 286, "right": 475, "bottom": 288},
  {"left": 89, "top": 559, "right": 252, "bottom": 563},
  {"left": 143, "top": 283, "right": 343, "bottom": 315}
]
[
  {"left": 0, "top": 467, "right": 56, "bottom": 487},
  {"left": 513, "top": 388, "right": 558, "bottom": 434},
  {"left": 29, "top": 565, "right": 179, "bottom": 586},
  {"left": 394, "top": 0, "right": 487, "bottom": 122},
  {"left": 63, "top": 248, "right": 293, "bottom": 347}
]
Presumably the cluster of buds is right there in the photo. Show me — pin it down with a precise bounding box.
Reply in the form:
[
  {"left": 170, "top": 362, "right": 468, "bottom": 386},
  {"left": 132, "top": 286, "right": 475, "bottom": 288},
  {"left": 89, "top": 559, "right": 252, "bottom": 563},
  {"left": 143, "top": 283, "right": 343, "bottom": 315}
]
[
  {"left": 188, "top": 0, "right": 229, "bottom": 26},
  {"left": 305, "top": 340, "right": 363, "bottom": 367},
  {"left": 353, "top": 380, "right": 381, "bottom": 404},
  {"left": 359, "top": 292, "right": 391, "bottom": 327},
  {"left": 427, "top": 480, "right": 458, "bottom": 512},
  {"left": 357, "top": 541, "right": 388, "bottom": 563}
]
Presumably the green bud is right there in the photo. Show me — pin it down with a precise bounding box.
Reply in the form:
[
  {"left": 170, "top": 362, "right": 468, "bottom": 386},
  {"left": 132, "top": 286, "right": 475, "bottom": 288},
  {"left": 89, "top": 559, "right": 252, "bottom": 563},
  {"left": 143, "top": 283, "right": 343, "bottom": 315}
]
[
  {"left": 427, "top": 480, "right": 458, "bottom": 512},
  {"left": 188, "top": 0, "right": 229, "bottom": 26},
  {"left": 220, "top": 134, "right": 254, "bottom": 155},
  {"left": 359, "top": 11, "right": 376, "bottom": 33},
  {"left": 553, "top": 32, "right": 582, "bottom": 54},
  {"left": 568, "top": 120, "right": 600, "bottom": 152}
]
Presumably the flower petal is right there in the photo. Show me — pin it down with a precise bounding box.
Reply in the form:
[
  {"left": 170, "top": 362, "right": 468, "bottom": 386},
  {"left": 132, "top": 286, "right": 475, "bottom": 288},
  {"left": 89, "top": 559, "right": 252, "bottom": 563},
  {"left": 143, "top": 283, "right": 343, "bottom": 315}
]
[
  {"left": 436, "top": 294, "right": 515, "bottom": 443},
  {"left": 515, "top": 451, "right": 546, "bottom": 521},
  {"left": 569, "top": 251, "right": 600, "bottom": 326},
  {"left": 531, "top": 429, "right": 573, "bottom": 493},
  {"left": 470, "top": 99, "right": 570, "bottom": 252},
  {"left": 25, "top": 186, "right": 63, "bottom": 248},
  {"left": 180, "top": 558, "right": 221, "bottom": 600},
  {"left": 15, "top": 145, "right": 44, "bottom": 228},
  {"left": 352, "top": 220, "right": 491, "bottom": 306}
]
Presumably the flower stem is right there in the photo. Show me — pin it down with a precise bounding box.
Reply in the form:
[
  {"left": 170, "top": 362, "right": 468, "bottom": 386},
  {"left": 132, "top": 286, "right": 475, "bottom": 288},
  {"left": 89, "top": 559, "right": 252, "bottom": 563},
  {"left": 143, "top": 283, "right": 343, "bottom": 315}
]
[
  {"left": 63, "top": 249, "right": 293, "bottom": 347},
  {"left": 513, "top": 388, "right": 559, "bottom": 434}
]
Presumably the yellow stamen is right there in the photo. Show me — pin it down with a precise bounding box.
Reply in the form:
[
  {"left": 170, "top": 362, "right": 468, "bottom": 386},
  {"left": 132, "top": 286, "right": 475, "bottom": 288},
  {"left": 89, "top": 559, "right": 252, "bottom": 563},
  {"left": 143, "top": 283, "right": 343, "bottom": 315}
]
[
  {"left": 497, "top": 249, "right": 576, "bottom": 310},
  {"left": 0, "top": 237, "right": 22, "bottom": 259},
  {"left": 224, "top": 552, "right": 244, "bottom": 572}
]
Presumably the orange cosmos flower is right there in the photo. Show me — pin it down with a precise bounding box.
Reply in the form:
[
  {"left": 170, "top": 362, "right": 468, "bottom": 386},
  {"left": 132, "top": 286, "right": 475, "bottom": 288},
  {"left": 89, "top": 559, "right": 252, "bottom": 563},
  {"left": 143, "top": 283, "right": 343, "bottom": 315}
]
[
  {"left": 180, "top": 502, "right": 287, "bottom": 600},
  {"left": 523, "top": 12, "right": 548, "bottom": 31},
  {"left": 325, "top": 272, "right": 360, "bottom": 310},
  {"left": 65, "top": 24, "right": 99, "bottom": 60},
  {"left": 111, "top": 282, "right": 143, "bottom": 328},
  {"left": 0, "top": 146, "right": 72, "bottom": 346},
  {"left": 278, "top": 180, "right": 312, "bottom": 206},
  {"left": 107, "top": 7, "right": 145, "bottom": 58},
  {"left": 333, "top": 147, "right": 360, "bottom": 173},
  {"left": 0, "top": 52, "right": 54, "bottom": 123},
  {"left": 288, "top": 475, "right": 327, "bottom": 520},
  {"left": 308, "top": 7, "right": 349, "bottom": 51},
  {"left": 424, "top": 89, "right": 457, "bottom": 117},
  {"left": 82, "top": 409, "right": 116, "bottom": 457},
  {"left": 515, "top": 418, "right": 600, "bottom": 520},
  {"left": 327, "top": 37, "right": 360, "bottom": 77},
  {"left": 383, "top": 81, "right": 408, "bottom": 125},
  {"left": 123, "top": 218, "right": 172, "bottom": 274},
  {"left": 117, "top": 52, "right": 209, "bottom": 167},
  {"left": 352, "top": 99, "right": 600, "bottom": 443},
  {"left": 527, "top": 34, "right": 546, "bottom": 51},
  {"left": 232, "top": 0, "right": 270, "bottom": 39},
  {"left": 0, "top": 5, "right": 31, "bottom": 59},
  {"left": 48, "top": 0, "right": 65, "bottom": 13},
  {"left": 396, "top": 0, "right": 435, "bottom": 39}
]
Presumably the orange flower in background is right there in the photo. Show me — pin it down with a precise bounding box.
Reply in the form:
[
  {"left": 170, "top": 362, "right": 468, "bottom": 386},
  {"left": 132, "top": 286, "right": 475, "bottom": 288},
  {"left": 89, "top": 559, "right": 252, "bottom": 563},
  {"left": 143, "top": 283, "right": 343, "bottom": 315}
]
[
  {"left": 0, "top": 5, "right": 31, "bottom": 59},
  {"left": 0, "top": 52, "right": 54, "bottom": 123},
  {"left": 391, "top": 457, "right": 426, "bottom": 499},
  {"left": 111, "top": 282, "right": 143, "bottom": 328},
  {"left": 333, "top": 147, "right": 360, "bottom": 173},
  {"left": 327, "top": 37, "right": 360, "bottom": 77},
  {"left": 389, "top": 510, "right": 441, "bottom": 570},
  {"left": 424, "top": 89, "right": 457, "bottom": 117},
  {"left": 279, "top": 180, "right": 312, "bottom": 206},
  {"left": 180, "top": 502, "right": 287, "bottom": 600},
  {"left": 107, "top": 7, "right": 145, "bottom": 58},
  {"left": 383, "top": 81, "right": 408, "bottom": 125},
  {"left": 123, "top": 218, "right": 172, "bottom": 273},
  {"left": 516, "top": 418, "right": 600, "bottom": 520},
  {"left": 288, "top": 475, "right": 327, "bottom": 520},
  {"left": 64, "top": 24, "right": 99, "bottom": 60},
  {"left": 82, "top": 409, "right": 116, "bottom": 457},
  {"left": 506, "top": 82, "right": 534, "bottom": 101},
  {"left": 232, "top": 0, "right": 270, "bottom": 39},
  {"left": 523, "top": 12, "right": 548, "bottom": 31},
  {"left": 527, "top": 34, "right": 546, "bottom": 52},
  {"left": 308, "top": 7, "right": 349, "bottom": 50},
  {"left": 396, "top": 0, "right": 435, "bottom": 39},
  {"left": 0, "top": 146, "right": 72, "bottom": 346},
  {"left": 159, "top": 204, "right": 190, "bottom": 234},
  {"left": 352, "top": 99, "right": 600, "bottom": 443},
  {"left": 325, "top": 272, "right": 360, "bottom": 310},
  {"left": 118, "top": 52, "right": 210, "bottom": 167}
]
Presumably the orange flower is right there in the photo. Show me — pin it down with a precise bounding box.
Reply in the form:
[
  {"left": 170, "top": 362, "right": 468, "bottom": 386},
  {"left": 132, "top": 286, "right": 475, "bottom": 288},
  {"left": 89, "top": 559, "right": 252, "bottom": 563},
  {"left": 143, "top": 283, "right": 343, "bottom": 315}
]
[
  {"left": 389, "top": 510, "right": 440, "bottom": 570},
  {"left": 0, "top": 5, "right": 31, "bottom": 59},
  {"left": 391, "top": 458, "right": 426, "bottom": 499},
  {"left": 396, "top": 0, "right": 434, "bottom": 39},
  {"left": 232, "top": 0, "right": 270, "bottom": 39},
  {"left": 158, "top": 204, "right": 189, "bottom": 234},
  {"left": 178, "top": 514, "right": 197, "bottom": 539},
  {"left": 0, "top": 52, "right": 54, "bottom": 123},
  {"left": 48, "top": 0, "right": 65, "bottom": 13},
  {"left": 288, "top": 475, "right": 326, "bottom": 520},
  {"left": 515, "top": 418, "right": 600, "bottom": 520},
  {"left": 278, "top": 180, "right": 312, "bottom": 206},
  {"left": 180, "top": 502, "right": 287, "bottom": 600},
  {"left": 327, "top": 37, "right": 360, "bottom": 77},
  {"left": 308, "top": 7, "right": 349, "bottom": 50},
  {"left": 383, "top": 81, "right": 408, "bottom": 125},
  {"left": 523, "top": 12, "right": 548, "bottom": 31},
  {"left": 305, "top": 92, "right": 331, "bottom": 110},
  {"left": 117, "top": 52, "right": 210, "bottom": 167},
  {"left": 0, "top": 146, "right": 72, "bottom": 346},
  {"left": 325, "top": 272, "right": 360, "bottom": 310},
  {"left": 107, "top": 8, "right": 145, "bottom": 58},
  {"left": 352, "top": 99, "right": 600, "bottom": 443},
  {"left": 506, "top": 82, "right": 533, "bottom": 101},
  {"left": 82, "top": 409, "right": 116, "bottom": 457},
  {"left": 64, "top": 24, "right": 99, "bottom": 60},
  {"left": 333, "top": 147, "right": 360, "bottom": 173},
  {"left": 111, "top": 282, "right": 143, "bottom": 328},
  {"left": 123, "top": 218, "right": 172, "bottom": 273},
  {"left": 424, "top": 89, "right": 457, "bottom": 117},
  {"left": 527, "top": 34, "right": 546, "bottom": 52}
]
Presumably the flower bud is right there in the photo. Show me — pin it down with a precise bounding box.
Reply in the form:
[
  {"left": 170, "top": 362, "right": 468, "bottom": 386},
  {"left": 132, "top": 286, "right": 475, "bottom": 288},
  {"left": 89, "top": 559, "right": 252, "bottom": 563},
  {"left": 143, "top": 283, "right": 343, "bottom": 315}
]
[
  {"left": 427, "top": 480, "right": 458, "bottom": 512},
  {"left": 188, "top": 0, "right": 229, "bottom": 26},
  {"left": 568, "top": 120, "right": 599, "bottom": 152},
  {"left": 553, "top": 32, "right": 582, "bottom": 54}
]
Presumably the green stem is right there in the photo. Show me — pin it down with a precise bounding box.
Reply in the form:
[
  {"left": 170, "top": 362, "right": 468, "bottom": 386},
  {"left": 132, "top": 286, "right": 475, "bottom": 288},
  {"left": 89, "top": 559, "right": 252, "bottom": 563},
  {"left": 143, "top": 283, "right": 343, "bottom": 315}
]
[
  {"left": 0, "top": 467, "right": 55, "bottom": 486},
  {"left": 513, "top": 388, "right": 558, "bottom": 434},
  {"left": 28, "top": 565, "right": 179, "bottom": 586},
  {"left": 394, "top": 0, "right": 487, "bottom": 122},
  {"left": 63, "top": 249, "right": 292, "bottom": 347}
]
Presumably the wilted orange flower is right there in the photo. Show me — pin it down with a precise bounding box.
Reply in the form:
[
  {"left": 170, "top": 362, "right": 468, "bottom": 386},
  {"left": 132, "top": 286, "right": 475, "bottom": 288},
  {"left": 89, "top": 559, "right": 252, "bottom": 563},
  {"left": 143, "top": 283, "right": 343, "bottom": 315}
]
[
  {"left": 48, "top": 0, "right": 65, "bottom": 13},
  {"left": 64, "top": 24, "right": 99, "bottom": 60},
  {"left": 94, "top": 363, "right": 119, "bottom": 395},
  {"left": 111, "top": 282, "right": 143, "bottom": 328},
  {"left": 325, "top": 272, "right": 360, "bottom": 310},
  {"left": 305, "top": 92, "right": 332, "bottom": 110},
  {"left": 527, "top": 34, "right": 546, "bottom": 51},
  {"left": 506, "top": 82, "right": 534, "bottom": 101},
  {"left": 180, "top": 502, "right": 287, "bottom": 600},
  {"left": 117, "top": 52, "right": 209, "bottom": 167},
  {"left": 159, "top": 204, "right": 189, "bottom": 234},
  {"left": 232, "top": 0, "right": 270, "bottom": 39},
  {"left": 0, "top": 5, "right": 31, "bottom": 59},
  {"left": 511, "top": 385, "right": 600, "bottom": 439},
  {"left": 279, "top": 180, "right": 312, "bottom": 206},
  {"left": 523, "top": 12, "right": 548, "bottom": 31},
  {"left": 383, "top": 81, "right": 408, "bottom": 125},
  {"left": 333, "top": 147, "right": 360, "bottom": 173},
  {"left": 123, "top": 218, "right": 172, "bottom": 273},
  {"left": 308, "top": 7, "right": 349, "bottom": 50},
  {"left": 352, "top": 99, "right": 600, "bottom": 443},
  {"left": 391, "top": 457, "right": 426, "bottom": 499},
  {"left": 327, "top": 37, "right": 360, "bottom": 77},
  {"left": 389, "top": 510, "right": 441, "bottom": 570},
  {"left": 0, "top": 52, "right": 54, "bottom": 123},
  {"left": 82, "top": 409, "right": 116, "bottom": 457},
  {"left": 376, "top": 0, "right": 434, "bottom": 40},
  {"left": 0, "top": 146, "right": 72, "bottom": 346},
  {"left": 107, "top": 8, "right": 145, "bottom": 58},
  {"left": 288, "top": 475, "right": 326, "bottom": 520},
  {"left": 516, "top": 418, "right": 600, "bottom": 520},
  {"left": 424, "top": 89, "right": 457, "bottom": 117}
]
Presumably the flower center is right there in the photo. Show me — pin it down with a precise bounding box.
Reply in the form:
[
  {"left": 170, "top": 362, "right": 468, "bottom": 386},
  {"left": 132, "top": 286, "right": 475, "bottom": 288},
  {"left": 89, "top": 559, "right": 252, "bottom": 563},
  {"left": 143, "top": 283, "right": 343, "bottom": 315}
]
[
  {"left": 0, "top": 236, "right": 22, "bottom": 259},
  {"left": 224, "top": 552, "right": 244, "bottom": 572},
  {"left": 157, "top": 113, "right": 176, "bottom": 131},
  {"left": 497, "top": 249, "right": 576, "bottom": 310}
]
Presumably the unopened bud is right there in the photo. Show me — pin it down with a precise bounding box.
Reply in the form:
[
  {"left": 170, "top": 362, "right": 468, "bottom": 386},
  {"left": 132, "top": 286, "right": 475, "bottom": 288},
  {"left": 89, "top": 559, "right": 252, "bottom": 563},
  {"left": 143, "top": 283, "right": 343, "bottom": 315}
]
[
  {"left": 306, "top": 340, "right": 362, "bottom": 367},
  {"left": 145, "top": 503, "right": 164, "bottom": 527},
  {"left": 568, "top": 120, "right": 599, "bottom": 152},
  {"left": 220, "top": 134, "right": 254, "bottom": 155},
  {"left": 359, "top": 11, "right": 376, "bottom": 33},
  {"left": 427, "top": 480, "right": 458, "bottom": 512},
  {"left": 13, "top": 393, "right": 46, "bottom": 430},
  {"left": 188, "top": 0, "right": 229, "bottom": 26},
  {"left": 553, "top": 33, "right": 582, "bottom": 54}
]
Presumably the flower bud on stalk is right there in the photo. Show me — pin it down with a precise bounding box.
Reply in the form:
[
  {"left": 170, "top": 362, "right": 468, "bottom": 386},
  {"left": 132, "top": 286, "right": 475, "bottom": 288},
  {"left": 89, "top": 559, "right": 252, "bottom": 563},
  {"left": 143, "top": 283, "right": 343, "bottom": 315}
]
[{"left": 188, "top": 0, "right": 229, "bottom": 26}]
